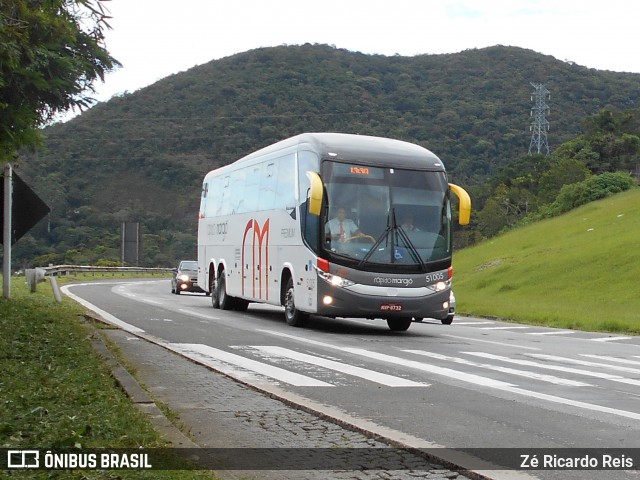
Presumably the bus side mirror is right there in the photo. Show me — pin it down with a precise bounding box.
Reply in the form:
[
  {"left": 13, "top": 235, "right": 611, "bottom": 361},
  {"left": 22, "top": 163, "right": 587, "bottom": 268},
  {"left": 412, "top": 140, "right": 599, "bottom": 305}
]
[
  {"left": 449, "top": 183, "right": 471, "bottom": 225},
  {"left": 306, "top": 171, "right": 323, "bottom": 216}
]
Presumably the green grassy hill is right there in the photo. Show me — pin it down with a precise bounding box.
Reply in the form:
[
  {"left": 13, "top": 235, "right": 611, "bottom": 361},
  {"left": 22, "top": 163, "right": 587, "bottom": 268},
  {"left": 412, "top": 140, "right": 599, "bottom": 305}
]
[
  {"left": 453, "top": 188, "right": 640, "bottom": 334},
  {"left": 14, "top": 44, "right": 640, "bottom": 268}
]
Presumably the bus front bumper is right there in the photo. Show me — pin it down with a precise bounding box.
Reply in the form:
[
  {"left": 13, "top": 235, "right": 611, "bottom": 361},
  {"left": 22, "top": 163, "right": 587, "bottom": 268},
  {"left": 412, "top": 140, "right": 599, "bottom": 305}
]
[{"left": 314, "top": 281, "right": 451, "bottom": 321}]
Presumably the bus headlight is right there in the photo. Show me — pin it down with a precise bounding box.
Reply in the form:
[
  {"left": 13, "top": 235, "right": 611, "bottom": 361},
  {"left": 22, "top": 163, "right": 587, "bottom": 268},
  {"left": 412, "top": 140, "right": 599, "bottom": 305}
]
[
  {"left": 317, "top": 270, "right": 355, "bottom": 287},
  {"left": 427, "top": 280, "right": 450, "bottom": 292}
]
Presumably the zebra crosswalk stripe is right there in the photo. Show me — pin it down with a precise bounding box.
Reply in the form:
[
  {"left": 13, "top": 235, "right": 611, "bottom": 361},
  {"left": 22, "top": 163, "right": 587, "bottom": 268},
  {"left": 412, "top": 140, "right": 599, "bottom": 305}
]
[
  {"left": 170, "top": 343, "right": 333, "bottom": 387},
  {"left": 250, "top": 346, "right": 429, "bottom": 387}
]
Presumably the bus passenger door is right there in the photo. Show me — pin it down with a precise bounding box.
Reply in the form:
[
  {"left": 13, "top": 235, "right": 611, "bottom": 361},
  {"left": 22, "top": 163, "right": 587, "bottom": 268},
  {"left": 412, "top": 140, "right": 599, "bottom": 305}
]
[{"left": 242, "top": 218, "right": 270, "bottom": 301}]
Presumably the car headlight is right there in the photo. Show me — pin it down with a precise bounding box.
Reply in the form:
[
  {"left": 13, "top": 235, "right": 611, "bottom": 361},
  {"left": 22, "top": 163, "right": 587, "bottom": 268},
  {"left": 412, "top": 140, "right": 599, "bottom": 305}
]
[
  {"left": 317, "top": 270, "right": 355, "bottom": 287},
  {"left": 178, "top": 274, "right": 190, "bottom": 282}
]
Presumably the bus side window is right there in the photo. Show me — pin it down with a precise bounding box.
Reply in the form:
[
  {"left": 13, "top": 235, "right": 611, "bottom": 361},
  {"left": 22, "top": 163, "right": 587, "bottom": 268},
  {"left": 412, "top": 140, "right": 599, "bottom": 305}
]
[
  {"left": 275, "top": 154, "right": 296, "bottom": 213},
  {"left": 297, "top": 151, "right": 321, "bottom": 252},
  {"left": 230, "top": 169, "right": 246, "bottom": 214},
  {"left": 245, "top": 165, "right": 261, "bottom": 212},
  {"left": 258, "top": 162, "right": 276, "bottom": 211},
  {"left": 219, "top": 175, "right": 233, "bottom": 216},
  {"left": 297, "top": 151, "right": 320, "bottom": 206},
  {"left": 206, "top": 177, "right": 222, "bottom": 218},
  {"left": 199, "top": 182, "right": 208, "bottom": 215}
]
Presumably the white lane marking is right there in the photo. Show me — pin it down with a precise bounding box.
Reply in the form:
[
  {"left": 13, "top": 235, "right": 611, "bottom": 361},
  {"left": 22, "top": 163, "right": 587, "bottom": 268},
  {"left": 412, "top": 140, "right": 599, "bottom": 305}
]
[
  {"left": 525, "top": 331, "right": 575, "bottom": 336},
  {"left": 403, "top": 350, "right": 592, "bottom": 387},
  {"left": 529, "top": 354, "right": 640, "bottom": 375},
  {"left": 178, "top": 308, "right": 221, "bottom": 321},
  {"left": 169, "top": 343, "right": 332, "bottom": 387},
  {"left": 478, "top": 326, "right": 531, "bottom": 330},
  {"left": 257, "top": 330, "right": 513, "bottom": 388},
  {"left": 113, "top": 284, "right": 163, "bottom": 306},
  {"left": 251, "top": 346, "right": 429, "bottom": 387},
  {"left": 440, "top": 334, "right": 541, "bottom": 351},
  {"left": 498, "top": 386, "right": 640, "bottom": 421},
  {"left": 337, "top": 349, "right": 514, "bottom": 388},
  {"left": 452, "top": 321, "right": 496, "bottom": 325},
  {"left": 581, "top": 355, "right": 640, "bottom": 366},
  {"left": 61, "top": 284, "right": 145, "bottom": 334},
  {"left": 466, "top": 352, "right": 640, "bottom": 387},
  {"left": 259, "top": 329, "right": 640, "bottom": 420},
  {"left": 142, "top": 299, "right": 162, "bottom": 305},
  {"left": 590, "top": 336, "right": 633, "bottom": 342},
  {"left": 113, "top": 283, "right": 197, "bottom": 308}
]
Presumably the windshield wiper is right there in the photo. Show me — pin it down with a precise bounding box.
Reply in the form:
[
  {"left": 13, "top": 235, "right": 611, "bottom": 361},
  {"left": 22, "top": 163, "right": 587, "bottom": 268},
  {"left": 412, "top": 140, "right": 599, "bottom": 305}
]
[
  {"left": 358, "top": 208, "right": 426, "bottom": 271},
  {"left": 393, "top": 209, "right": 427, "bottom": 271}
]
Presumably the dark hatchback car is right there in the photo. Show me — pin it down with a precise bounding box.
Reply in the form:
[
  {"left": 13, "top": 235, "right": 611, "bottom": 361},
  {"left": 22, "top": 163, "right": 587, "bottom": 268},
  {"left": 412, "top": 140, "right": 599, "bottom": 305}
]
[{"left": 171, "top": 260, "right": 204, "bottom": 294}]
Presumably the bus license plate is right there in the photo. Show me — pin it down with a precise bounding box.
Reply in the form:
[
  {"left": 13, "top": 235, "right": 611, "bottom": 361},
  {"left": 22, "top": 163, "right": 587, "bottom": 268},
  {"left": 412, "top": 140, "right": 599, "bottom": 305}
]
[{"left": 381, "top": 303, "right": 402, "bottom": 312}]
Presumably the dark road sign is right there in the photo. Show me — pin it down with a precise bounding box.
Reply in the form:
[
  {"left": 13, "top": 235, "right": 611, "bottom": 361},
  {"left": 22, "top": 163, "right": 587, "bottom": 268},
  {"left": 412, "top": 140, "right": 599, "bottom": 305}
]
[{"left": 1, "top": 169, "right": 50, "bottom": 245}]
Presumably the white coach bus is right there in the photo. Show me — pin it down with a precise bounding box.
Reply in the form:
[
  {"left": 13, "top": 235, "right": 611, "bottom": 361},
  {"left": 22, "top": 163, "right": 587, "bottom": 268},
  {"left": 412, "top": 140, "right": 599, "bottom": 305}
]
[{"left": 198, "top": 133, "right": 470, "bottom": 331}]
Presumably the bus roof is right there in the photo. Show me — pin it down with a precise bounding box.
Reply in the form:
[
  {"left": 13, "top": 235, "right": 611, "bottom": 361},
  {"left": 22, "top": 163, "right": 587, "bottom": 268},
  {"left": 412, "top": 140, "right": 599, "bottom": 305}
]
[{"left": 214, "top": 133, "right": 446, "bottom": 175}]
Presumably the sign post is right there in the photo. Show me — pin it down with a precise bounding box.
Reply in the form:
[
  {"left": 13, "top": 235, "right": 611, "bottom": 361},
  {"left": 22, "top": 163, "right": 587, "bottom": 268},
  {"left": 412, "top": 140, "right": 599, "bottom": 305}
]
[
  {"left": 2, "top": 164, "right": 12, "bottom": 299},
  {"left": 1, "top": 165, "right": 51, "bottom": 299}
]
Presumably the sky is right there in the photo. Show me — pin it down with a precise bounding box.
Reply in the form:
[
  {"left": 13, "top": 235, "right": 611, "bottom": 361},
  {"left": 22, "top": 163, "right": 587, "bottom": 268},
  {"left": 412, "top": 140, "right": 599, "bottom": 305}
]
[{"left": 74, "top": 0, "right": 640, "bottom": 114}]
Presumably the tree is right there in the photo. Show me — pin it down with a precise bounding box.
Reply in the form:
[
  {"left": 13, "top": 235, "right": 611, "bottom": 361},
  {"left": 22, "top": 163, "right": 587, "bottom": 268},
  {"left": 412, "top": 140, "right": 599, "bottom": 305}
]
[
  {"left": 0, "top": 0, "right": 120, "bottom": 161},
  {"left": 537, "top": 157, "right": 591, "bottom": 203}
]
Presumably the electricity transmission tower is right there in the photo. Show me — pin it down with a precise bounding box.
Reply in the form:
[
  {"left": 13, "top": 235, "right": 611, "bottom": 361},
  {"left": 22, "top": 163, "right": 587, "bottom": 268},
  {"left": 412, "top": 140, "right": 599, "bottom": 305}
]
[{"left": 528, "top": 82, "right": 550, "bottom": 155}]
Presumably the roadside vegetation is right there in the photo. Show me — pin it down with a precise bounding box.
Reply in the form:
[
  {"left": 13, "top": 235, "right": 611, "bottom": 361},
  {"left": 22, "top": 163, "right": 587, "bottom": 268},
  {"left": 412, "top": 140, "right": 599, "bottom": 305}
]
[
  {"left": 52, "top": 270, "right": 172, "bottom": 283},
  {"left": 454, "top": 187, "right": 640, "bottom": 334},
  {"left": 0, "top": 278, "right": 217, "bottom": 479},
  {"left": 15, "top": 45, "right": 640, "bottom": 268}
]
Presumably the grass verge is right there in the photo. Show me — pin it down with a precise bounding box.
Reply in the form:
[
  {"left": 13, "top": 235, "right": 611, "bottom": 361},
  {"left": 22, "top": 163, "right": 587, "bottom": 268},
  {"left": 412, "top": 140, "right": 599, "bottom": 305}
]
[
  {"left": 454, "top": 188, "right": 640, "bottom": 334},
  {"left": 0, "top": 276, "right": 218, "bottom": 479}
]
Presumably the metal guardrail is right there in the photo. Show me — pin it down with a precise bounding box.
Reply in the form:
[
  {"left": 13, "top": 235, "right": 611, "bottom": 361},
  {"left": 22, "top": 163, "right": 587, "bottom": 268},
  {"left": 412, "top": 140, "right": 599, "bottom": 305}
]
[
  {"left": 43, "top": 265, "right": 173, "bottom": 276},
  {"left": 25, "top": 265, "right": 172, "bottom": 303},
  {"left": 25, "top": 265, "right": 173, "bottom": 303}
]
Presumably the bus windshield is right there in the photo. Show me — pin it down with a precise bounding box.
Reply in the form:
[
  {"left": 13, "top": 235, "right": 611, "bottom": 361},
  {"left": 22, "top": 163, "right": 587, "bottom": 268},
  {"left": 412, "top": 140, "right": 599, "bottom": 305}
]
[{"left": 320, "top": 161, "right": 451, "bottom": 271}]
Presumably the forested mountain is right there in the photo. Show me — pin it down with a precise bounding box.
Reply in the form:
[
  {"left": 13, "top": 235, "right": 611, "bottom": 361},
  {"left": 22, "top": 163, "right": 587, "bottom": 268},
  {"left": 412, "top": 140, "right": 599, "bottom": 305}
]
[{"left": 13, "top": 44, "right": 640, "bottom": 267}]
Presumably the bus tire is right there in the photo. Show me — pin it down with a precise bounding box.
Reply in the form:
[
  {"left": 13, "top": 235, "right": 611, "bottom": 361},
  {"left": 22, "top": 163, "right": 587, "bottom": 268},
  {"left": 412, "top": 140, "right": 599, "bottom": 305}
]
[
  {"left": 210, "top": 276, "right": 220, "bottom": 309},
  {"left": 387, "top": 317, "right": 412, "bottom": 331},
  {"left": 284, "top": 278, "right": 308, "bottom": 327},
  {"left": 441, "top": 315, "right": 454, "bottom": 325},
  {"left": 217, "top": 273, "right": 235, "bottom": 310}
]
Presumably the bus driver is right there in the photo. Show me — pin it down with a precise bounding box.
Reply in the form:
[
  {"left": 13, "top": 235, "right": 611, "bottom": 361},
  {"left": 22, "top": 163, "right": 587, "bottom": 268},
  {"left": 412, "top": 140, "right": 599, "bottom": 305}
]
[{"left": 325, "top": 207, "right": 363, "bottom": 243}]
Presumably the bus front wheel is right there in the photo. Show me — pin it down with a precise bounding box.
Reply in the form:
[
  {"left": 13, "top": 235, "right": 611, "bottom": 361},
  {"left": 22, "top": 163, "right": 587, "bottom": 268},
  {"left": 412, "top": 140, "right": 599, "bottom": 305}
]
[
  {"left": 284, "top": 278, "right": 308, "bottom": 327},
  {"left": 387, "top": 317, "right": 412, "bottom": 331}
]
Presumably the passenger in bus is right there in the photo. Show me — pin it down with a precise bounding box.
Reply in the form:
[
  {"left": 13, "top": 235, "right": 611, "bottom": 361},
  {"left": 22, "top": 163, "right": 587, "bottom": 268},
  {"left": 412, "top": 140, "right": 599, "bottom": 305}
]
[
  {"left": 401, "top": 213, "right": 420, "bottom": 231},
  {"left": 325, "top": 207, "right": 363, "bottom": 243}
]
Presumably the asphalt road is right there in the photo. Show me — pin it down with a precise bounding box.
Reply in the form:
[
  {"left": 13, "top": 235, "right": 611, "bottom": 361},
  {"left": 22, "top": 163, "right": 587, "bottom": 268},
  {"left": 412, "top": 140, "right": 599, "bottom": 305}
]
[{"left": 63, "top": 279, "right": 640, "bottom": 480}]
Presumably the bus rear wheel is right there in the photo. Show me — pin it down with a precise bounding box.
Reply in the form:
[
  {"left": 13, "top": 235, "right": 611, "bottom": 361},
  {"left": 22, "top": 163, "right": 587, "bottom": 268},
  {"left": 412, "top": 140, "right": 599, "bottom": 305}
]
[
  {"left": 216, "top": 272, "right": 235, "bottom": 310},
  {"left": 284, "top": 278, "right": 308, "bottom": 327},
  {"left": 387, "top": 317, "right": 412, "bottom": 331},
  {"left": 211, "top": 277, "right": 220, "bottom": 308}
]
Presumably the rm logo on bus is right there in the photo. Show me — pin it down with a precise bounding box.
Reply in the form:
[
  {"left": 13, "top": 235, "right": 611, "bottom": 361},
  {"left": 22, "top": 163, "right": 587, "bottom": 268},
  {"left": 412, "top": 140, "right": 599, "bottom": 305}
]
[{"left": 242, "top": 219, "right": 270, "bottom": 300}]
